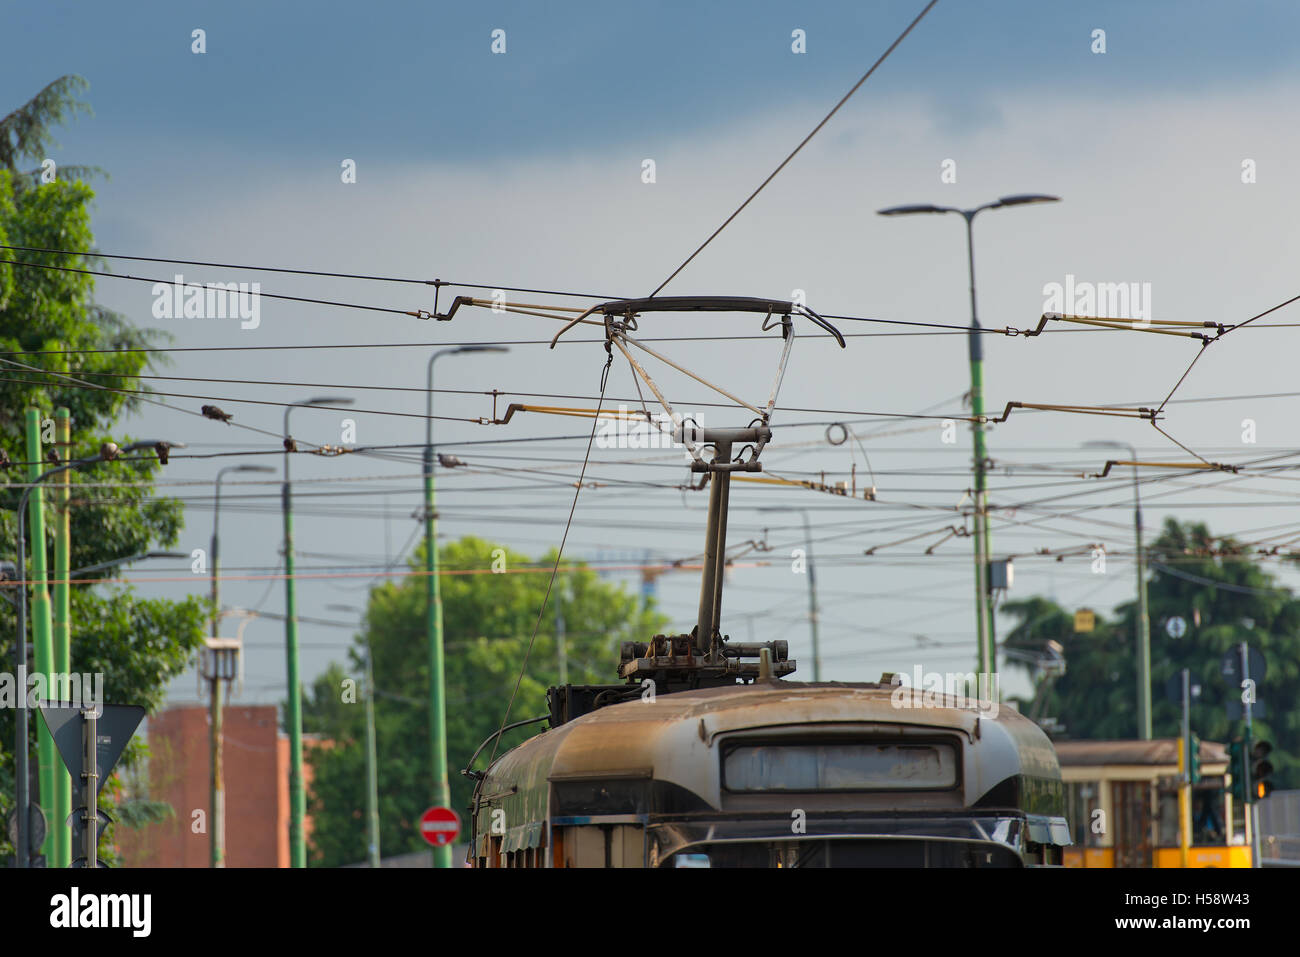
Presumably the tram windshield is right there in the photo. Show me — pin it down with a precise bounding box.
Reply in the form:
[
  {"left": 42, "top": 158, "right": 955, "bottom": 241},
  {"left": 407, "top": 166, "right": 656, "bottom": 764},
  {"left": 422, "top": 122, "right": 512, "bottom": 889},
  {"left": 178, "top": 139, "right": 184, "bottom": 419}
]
[
  {"left": 724, "top": 742, "right": 957, "bottom": 791},
  {"left": 1156, "top": 780, "right": 1236, "bottom": 847}
]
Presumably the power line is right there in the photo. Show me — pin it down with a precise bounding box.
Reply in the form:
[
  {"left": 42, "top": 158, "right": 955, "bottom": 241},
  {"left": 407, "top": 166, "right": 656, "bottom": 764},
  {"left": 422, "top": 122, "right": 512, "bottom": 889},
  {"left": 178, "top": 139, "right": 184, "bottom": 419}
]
[
  {"left": 0, "top": 242, "right": 629, "bottom": 300},
  {"left": 649, "top": 0, "right": 940, "bottom": 295},
  {"left": 483, "top": 348, "right": 615, "bottom": 775},
  {"left": 10, "top": 323, "right": 1298, "bottom": 361},
  {"left": 0, "top": 364, "right": 983, "bottom": 423},
  {"left": 0, "top": 371, "right": 491, "bottom": 425},
  {"left": 0, "top": 256, "right": 421, "bottom": 318},
  {"left": 0, "top": 354, "right": 311, "bottom": 447}
]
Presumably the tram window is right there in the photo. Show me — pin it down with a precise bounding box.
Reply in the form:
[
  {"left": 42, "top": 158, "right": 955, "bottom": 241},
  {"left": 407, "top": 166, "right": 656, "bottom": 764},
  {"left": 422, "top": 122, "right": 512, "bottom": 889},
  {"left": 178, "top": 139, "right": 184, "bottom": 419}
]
[
  {"left": 1192, "top": 787, "right": 1225, "bottom": 846},
  {"left": 1155, "top": 785, "right": 1228, "bottom": 847},
  {"left": 677, "top": 840, "right": 1023, "bottom": 867},
  {"left": 1066, "top": 782, "right": 1102, "bottom": 847},
  {"left": 724, "top": 742, "right": 957, "bottom": 791}
]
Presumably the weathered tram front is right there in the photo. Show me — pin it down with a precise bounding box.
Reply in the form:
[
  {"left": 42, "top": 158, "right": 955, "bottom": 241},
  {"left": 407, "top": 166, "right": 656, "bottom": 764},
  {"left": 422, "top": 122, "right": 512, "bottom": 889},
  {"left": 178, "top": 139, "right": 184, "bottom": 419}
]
[{"left": 469, "top": 668, "right": 1070, "bottom": 867}]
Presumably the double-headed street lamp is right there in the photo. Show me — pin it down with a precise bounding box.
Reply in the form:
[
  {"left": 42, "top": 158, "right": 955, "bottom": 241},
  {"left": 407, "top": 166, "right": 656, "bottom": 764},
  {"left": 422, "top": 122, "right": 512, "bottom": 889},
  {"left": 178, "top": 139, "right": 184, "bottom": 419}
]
[
  {"left": 283, "top": 396, "right": 352, "bottom": 868},
  {"left": 877, "top": 194, "right": 1060, "bottom": 675},
  {"left": 425, "top": 345, "right": 507, "bottom": 868},
  {"left": 12, "top": 438, "right": 184, "bottom": 868},
  {"left": 1085, "top": 439, "right": 1152, "bottom": 739}
]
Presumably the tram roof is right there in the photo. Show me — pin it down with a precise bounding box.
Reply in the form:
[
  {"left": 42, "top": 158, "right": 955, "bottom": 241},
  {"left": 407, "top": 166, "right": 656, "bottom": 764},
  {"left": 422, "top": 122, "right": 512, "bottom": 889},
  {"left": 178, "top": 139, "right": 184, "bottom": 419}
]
[
  {"left": 563, "top": 680, "right": 1006, "bottom": 729},
  {"left": 485, "top": 680, "right": 1060, "bottom": 783}
]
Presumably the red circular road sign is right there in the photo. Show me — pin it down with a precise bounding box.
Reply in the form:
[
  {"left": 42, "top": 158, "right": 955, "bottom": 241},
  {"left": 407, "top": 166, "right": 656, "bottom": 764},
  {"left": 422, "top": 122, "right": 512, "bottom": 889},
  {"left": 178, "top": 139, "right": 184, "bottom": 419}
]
[{"left": 419, "top": 806, "right": 460, "bottom": 847}]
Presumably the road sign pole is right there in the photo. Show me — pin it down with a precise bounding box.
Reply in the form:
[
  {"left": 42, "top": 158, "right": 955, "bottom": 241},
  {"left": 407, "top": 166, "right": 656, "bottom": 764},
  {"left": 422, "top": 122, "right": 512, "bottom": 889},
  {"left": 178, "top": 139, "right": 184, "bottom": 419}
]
[
  {"left": 84, "top": 708, "right": 97, "bottom": 869},
  {"left": 42, "top": 702, "right": 145, "bottom": 868}
]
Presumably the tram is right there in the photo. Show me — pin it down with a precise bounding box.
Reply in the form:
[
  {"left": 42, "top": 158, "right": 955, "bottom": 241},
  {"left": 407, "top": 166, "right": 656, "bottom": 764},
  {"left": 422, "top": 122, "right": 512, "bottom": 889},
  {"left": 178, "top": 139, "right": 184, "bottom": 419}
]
[
  {"left": 466, "top": 661, "right": 1071, "bottom": 867},
  {"left": 462, "top": 295, "right": 1071, "bottom": 867},
  {"left": 1056, "top": 739, "right": 1252, "bottom": 868}
]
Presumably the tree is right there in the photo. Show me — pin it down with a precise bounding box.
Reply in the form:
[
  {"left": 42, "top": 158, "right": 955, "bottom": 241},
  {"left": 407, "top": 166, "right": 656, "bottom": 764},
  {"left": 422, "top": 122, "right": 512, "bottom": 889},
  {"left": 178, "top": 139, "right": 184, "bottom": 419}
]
[
  {"left": 303, "top": 536, "right": 668, "bottom": 867},
  {"left": 0, "top": 75, "right": 100, "bottom": 187},
  {"left": 0, "top": 79, "right": 205, "bottom": 865},
  {"left": 1001, "top": 519, "right": 1300, "bottom": 788}
]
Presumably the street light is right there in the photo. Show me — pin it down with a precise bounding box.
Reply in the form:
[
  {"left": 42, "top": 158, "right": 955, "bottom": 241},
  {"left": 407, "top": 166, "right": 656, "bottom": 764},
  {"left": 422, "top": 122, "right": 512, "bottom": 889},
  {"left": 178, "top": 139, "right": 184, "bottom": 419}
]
[
  {"left": 425, "top": 345, "right": 507, "bottom": 869},
  {"left": 206, "top": 463, "right": 275, "bottom": 869},
  {"left": 1084, "top": 439, "right": 1151, "bottom": 739},
  {"left": 327, "top": 602, "right": 380, "bottom": 868},
  {"left": 213, "top": 465, "right": 276, "bottom": 636},
  {"left": 12, "top": 437, "right": 183, "bottom": 868},
  {"left": 67, "top": 550, "right": 188, "bottom": 579},
  {"left": 282, "top": 396, "right": 352, "bottom": 868},
  {"left": 878, "top": 193, "right": 1060, "bottom": 676},
  {"left": 758, "top": 506, "right": 821, "bottom": 681}
]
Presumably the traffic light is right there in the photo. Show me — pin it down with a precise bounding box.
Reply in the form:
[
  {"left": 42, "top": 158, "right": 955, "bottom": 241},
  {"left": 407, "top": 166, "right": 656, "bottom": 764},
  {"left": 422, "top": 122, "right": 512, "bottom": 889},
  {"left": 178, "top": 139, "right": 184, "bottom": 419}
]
[
  {"left": 1188, "top": 732, "right": 1201, "bottom": 785},
  {"left": 1228, "top": 737, "right": 1248, "bottom": 803},
  {"left": 1251, "top": 740, "right": 1274, "bottom": 802}
]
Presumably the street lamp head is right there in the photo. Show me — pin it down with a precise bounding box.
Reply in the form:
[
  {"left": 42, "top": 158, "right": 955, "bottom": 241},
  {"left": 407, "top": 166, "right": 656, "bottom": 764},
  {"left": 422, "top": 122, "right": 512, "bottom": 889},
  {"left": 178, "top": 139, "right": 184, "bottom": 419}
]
[
  {"left": 235, "top": 464, "right": 276, "bottom": 474},
  {"left": 876, "top": 203, "right": 952, "bottom": 217},
  {"left": 453, "top": 345, "right": 510, "bottom": 356},
  {"left": 1082, "top": 440, "right": 1135, "bottom": 456},
  {"left": 300, "top": 396, "right": 353, "bottom": 407},
  {"left": 993, "top": 193, "right": 1060, "bottom": 208},
  {"left": 115, "top": 439, "right": 187, "bottom": 464},
  {"left": 120, "top": 439, "right": 187, "bottom": 453}
]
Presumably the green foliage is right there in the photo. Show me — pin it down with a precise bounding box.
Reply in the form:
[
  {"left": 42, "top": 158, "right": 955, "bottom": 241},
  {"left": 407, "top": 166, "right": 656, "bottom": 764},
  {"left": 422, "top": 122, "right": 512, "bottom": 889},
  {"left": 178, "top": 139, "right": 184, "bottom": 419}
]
[
  {"left": 303, "top": 536, "right": 669, "bottom": 867},
  {"left": 1003, "top": 519, "right": 1300, "bottom": 789},
  {"left": 0, "top": 81, "right": 204, "bottom": 863},
  {"left": 0, "top": 74, "right": 101, "bottom": 187},
  {"left": 114, "top": 797, "right": 175, "bottom": 829}
]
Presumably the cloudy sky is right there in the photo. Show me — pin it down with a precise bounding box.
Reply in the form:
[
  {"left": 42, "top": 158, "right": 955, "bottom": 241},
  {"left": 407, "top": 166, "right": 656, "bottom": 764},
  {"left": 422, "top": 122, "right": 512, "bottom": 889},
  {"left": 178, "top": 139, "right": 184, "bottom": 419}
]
[{"left": 6, "top": 1, "right": 1300, "bottom": 714}]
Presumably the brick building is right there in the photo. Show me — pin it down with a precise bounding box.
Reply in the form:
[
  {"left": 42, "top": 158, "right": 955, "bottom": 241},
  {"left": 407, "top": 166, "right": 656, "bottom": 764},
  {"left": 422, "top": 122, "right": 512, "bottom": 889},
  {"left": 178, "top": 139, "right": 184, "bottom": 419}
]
[{"left": 116, "top": 704, "right": 319, "bottom": 867}]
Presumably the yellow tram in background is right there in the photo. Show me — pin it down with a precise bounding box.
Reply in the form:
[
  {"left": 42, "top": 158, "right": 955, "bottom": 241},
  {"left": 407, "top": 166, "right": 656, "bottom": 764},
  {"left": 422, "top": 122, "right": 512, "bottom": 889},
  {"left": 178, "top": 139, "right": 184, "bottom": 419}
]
[{"left": 1055, "top": 739, "right": 1252, "bottom": 868}]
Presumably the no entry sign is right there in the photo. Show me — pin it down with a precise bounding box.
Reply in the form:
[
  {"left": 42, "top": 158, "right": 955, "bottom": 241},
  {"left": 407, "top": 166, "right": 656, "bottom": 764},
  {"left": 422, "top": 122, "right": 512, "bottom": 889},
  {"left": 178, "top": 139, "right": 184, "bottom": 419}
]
[{"left": 419, "top": 806, "right": 460, "bottom": 847}]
